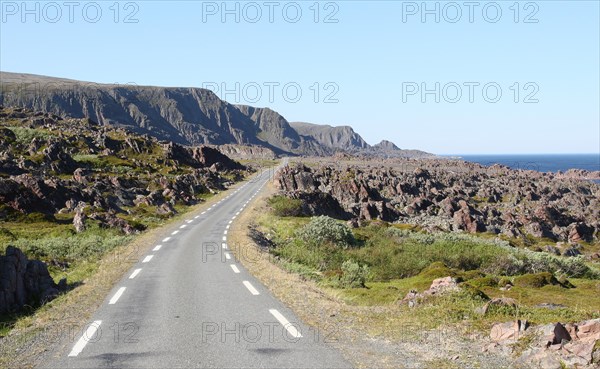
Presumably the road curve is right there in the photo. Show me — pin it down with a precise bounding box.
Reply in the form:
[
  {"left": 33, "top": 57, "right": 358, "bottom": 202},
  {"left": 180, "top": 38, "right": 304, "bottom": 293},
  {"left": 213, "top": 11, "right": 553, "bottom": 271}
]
[{"left": 40, "top": 162, "right": 351, "bottom": 369}]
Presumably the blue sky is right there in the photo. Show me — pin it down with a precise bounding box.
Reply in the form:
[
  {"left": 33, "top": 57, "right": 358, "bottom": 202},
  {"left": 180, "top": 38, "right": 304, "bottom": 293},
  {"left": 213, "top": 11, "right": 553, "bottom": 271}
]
[{"left": 1, "top": 1, "right": 598, "bottom": 154}]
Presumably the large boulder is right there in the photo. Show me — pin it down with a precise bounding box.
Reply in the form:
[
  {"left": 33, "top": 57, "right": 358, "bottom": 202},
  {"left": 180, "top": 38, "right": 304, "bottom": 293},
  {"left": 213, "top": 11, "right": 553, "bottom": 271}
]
[{"left": 0, "top": 246, "right": 62, "bottom": 314}]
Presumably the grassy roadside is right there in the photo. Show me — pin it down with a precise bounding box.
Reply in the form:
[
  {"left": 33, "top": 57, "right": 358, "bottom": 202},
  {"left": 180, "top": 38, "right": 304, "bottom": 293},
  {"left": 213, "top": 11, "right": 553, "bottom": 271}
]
[
  {"left": 228, "top": 182, "right": 600, "bottom": 368},
  {"left": 0, "top": 178, "right": 252, "bottom": 369}
]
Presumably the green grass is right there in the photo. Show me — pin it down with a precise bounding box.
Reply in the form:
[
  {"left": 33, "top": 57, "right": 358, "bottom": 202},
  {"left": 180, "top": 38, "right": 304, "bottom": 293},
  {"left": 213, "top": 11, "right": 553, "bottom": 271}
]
[
  {"left": 267, "top": 195, "right": 303, "bottom": 217},
  {"left": 258, "top": 210, "right": 600, "bottom": 332}
]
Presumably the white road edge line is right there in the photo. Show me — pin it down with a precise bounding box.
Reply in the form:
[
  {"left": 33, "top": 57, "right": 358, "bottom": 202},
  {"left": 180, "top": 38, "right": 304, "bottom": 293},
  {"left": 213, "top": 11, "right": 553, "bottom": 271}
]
[
  {"left": 109, "top": 287, "right": 126, "bottom": 305},
  {"left": 186, "top": 220, "right": 193, "bottom": 223},
  {"left": 153, "top": 245, "right": 162, "bottom": 251},
  {"left": 162, "top": 237, "right": 171, "bottom": 242},
  {"left": 68, "top": 320, "right": 102, "bottom": 357},
  {"left": 224, "top": 252, "right": 231, "bottom": 260},
  {"left": 269, "top": 309, "right": 302, "bottom": 338},
  {"left": 180, "top": 225, "right": 187, "bottom": 229},
  {"left": 129, "top": 268, "right": 142, "bottom": 279},
  {"left": 222, "top": 243, "right": 227, "bottom": 249},
  {"left": 242, "top": 281, "right": 260, "bottom": 295},
  {"left": 222, "top": 236, "right": 227, "bottom": 241},
  {"left": 142, "top": 255, "right": 154, "bottom": 263},
  {"left": 226, "top": 225, "right": 230, "bottom": 229},
  {"left": 230, "top": 265, "right": 240, "bottom": 273},
  {"left": 224, "top": 230, "right": 228, "bottom": 235},
  {"left": 171, "top": 230, "right": 179, "bottom": 235}
]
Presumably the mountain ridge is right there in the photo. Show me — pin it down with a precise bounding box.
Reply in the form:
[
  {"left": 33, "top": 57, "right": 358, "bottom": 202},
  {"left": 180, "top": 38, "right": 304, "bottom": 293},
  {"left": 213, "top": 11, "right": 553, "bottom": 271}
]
[{"left": 0, "top": 71, "right": 434, "bottom": 158}]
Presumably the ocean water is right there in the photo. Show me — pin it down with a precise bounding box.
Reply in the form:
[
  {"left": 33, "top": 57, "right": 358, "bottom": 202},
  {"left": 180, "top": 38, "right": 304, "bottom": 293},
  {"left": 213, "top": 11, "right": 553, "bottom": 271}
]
[{"left": 456, "top": 154, "right": 600, "bottom": 173}]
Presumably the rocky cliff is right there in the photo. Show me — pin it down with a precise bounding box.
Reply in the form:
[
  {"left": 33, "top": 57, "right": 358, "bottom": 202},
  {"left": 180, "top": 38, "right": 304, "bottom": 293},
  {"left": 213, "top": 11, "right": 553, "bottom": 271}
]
[
  {"left": 289, "top": 121, "right": 369, "bottom": 152},
  {"left": 0, "top": 72, "right": 434, "bottom": 158}
]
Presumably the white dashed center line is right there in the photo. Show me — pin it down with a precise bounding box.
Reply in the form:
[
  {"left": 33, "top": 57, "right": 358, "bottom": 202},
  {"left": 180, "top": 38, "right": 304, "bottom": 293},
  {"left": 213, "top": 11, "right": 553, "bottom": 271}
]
[
  {"left": 153, "top": 245, "right": 162, "bottom": 251},
  {"left": 129, "top": 268, "right": 142, "bottom": 279},
  {"left": 68, "top": 320, "right": 102, "bottom": 357},
  {"left": 142, "top": 255, "right": 154, "bottom": 263},
  {"left": 109, "top": 287, "right": 126, "bottom": 304},
  {"left": 242, "top": 281, "right": 260, "bottom": 295},
  {"left": 269, "top": 309, "right": 303, "bottom": 338},
  {"left": 230, "top": 265, "right": 240, "bottom": 273}
]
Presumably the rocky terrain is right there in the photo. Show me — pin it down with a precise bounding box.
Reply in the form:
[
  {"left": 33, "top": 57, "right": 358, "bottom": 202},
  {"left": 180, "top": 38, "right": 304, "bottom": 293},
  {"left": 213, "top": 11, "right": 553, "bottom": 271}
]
[
  {"left": 209, "top": 144, "right": 277, "bottom": 160},
  {"left": 0, "top": 106, "right": 249, "bottom": 313},
  {"left": 0, "top": 106, "right": 246, "bottom": 232},
  {"left": 0, "top": 72, "right": 434, "bottom": 158},
  {"left": 402, "top": 275, "right": 600, "bottom": 367},
  {"left": 274, "top": 159, "right": 600, "bottom": 256},
  {"left": 488, "top": 317, "right": 600, "bottom": 368}
]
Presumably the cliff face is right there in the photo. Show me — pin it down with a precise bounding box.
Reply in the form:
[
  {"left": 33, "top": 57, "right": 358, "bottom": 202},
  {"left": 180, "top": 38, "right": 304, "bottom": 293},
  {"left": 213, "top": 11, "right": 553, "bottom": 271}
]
[
  {"left": 235, "top": 106, "right": 330, "bottom": 156},
  {"left": 289, "top": 121, "right": 369, "bottom": 151},
  {"left": 0, "top": 72, "right": 262, "bottom": 146},
  {"left": 0, "top": 72, "right": 435, "bottom": 158}
]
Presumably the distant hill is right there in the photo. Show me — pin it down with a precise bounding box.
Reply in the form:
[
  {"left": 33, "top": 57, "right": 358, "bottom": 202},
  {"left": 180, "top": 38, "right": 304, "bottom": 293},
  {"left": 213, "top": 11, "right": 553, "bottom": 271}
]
[
  {"left": 289, "top": 122, "right": 369, "bottom": 152},
  {"left": 0, "top": 72, "right": 435, "bottom": 158}
]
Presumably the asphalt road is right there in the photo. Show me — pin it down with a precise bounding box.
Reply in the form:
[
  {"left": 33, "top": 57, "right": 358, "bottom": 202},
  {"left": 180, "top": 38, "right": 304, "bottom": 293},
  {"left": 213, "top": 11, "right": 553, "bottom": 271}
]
[{"left": 41, "top": 163, "right": 351, "bottom": 369}]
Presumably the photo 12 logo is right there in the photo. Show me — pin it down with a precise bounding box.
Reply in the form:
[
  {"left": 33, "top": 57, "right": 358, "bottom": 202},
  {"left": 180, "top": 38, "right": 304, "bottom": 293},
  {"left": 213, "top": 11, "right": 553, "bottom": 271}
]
[
  {"left": 202, "top": 81, "right": 340, "bottom": 104},
  {"left": 401, "top": 2, "right": 539, "bottom": 23},
  {"left": 200, "top": 1, "right": 340, "bottom": 23},
  {"left": 402, "top": 82, "right": 540, "bottom": 103},
  {"left": 1, "top": 1, "right": 140, "bottom": 23}
]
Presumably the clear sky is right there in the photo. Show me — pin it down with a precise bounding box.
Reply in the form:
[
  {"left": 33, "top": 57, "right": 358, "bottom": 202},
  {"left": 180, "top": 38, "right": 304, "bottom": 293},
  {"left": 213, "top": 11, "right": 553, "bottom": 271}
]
[{"left": 1, "top": 1, "right": 598, "bottom": 154}]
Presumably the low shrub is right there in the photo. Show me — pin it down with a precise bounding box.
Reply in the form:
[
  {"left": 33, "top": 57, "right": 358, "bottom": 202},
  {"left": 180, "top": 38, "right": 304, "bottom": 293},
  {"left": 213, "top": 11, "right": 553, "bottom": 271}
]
[
  {"left": 338, "top": 260, "right": 370, "bottom": 288},
  {"left": 268, "top": 195, "right": 303, "bottom": 217},
  {"left": 296, "top": 216, "right": 355, "bottom": 249},
  {"left": 11, "top": 227, "right": 132, "bottom": 263},
  {"left": 488, "top": 250, "right": 597, "bottom": 279}
]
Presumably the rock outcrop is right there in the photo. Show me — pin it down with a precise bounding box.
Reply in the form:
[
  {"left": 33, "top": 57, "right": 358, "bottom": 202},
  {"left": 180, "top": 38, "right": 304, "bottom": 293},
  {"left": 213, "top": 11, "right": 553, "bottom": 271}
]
[
  {"left": 274, "top": 161, "right": 600, "bottom": 249},
  {"left": 487, "top": 319, "right": 600, "bottom": 368},
  {"left": 0, "top": 106, "right": 247, "bottom": 234},
  {"left": 0, "top": 246, "right": 63, "bottom": 314}
]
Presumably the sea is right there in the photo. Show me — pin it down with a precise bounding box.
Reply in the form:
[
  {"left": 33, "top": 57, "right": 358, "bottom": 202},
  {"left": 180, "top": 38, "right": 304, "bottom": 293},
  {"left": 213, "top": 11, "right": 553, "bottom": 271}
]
[{"left": 455, "top": 154, "right": 600, "bottom": 183}]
